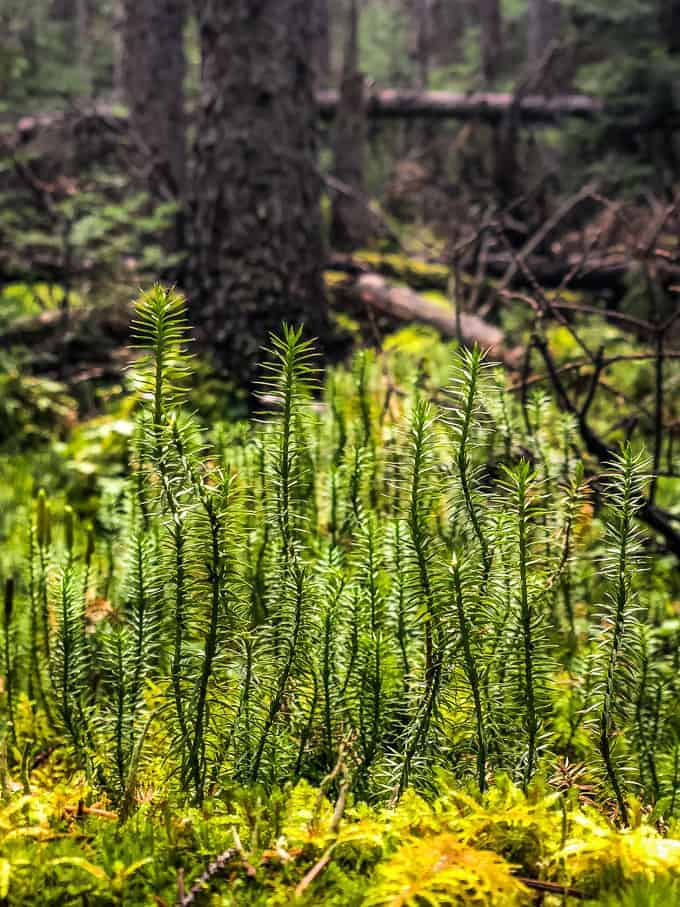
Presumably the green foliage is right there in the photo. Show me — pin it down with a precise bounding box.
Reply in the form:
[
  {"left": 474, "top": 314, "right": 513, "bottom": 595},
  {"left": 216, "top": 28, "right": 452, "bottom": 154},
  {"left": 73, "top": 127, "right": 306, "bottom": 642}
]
[
  {"left": 590, "top": 445, "right": 649, "bottom": 825},
  {"left": 0, "top": 288, "right": 678, "bottom": 903},
  {"left": 0, "top": 771, "right": 678, "bottom": 904},
  {"left": 0, "top": 0, "right": 114, "bottom": 113},
  {"left": 0, "top": 357, "right": 75, "bottom": 450},
  {"left": 0, "top": 159, "right": 181, "bottom": 310}
]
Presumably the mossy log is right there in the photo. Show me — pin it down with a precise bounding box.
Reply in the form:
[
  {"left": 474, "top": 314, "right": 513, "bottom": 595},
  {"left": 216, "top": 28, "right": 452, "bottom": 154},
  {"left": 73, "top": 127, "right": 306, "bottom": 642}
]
[{"left": 337, "top": 271, "right": 522, "bottom": 367}]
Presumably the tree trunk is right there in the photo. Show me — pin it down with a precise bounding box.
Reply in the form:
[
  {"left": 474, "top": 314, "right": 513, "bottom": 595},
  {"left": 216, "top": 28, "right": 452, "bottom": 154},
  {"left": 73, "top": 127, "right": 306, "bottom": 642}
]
[
  {"left": 330, "top": 0, "right": 375, "bottom": 251},
  {"left": 430, "top": 0, "right": 464, "bottom": 66},
  {"left": 527, "top": 0, "right": 562, "bottom": 64},
  {"left": 661, "top": 0, "right": 680, "bottom": 54},
  {"left": 479, "top": 0, "right": 502, "bottom": 84},
  {"left": 409, "top": 0, "right": 432, "bottom": 88},
  {"left": 312, "top": 0, "right": 332, "bottom": 87},
  {"left": 121, "top": 0, "right": 186, "bottom": 198},
  {"left": 112, "top": 0, "right": 125, "bottom": 103},
  {"left": 189, "top": 0, "right": 331, "bottom": 382},
  {"left": 50, "top": 0, "right": 75, "bottom": 17}
]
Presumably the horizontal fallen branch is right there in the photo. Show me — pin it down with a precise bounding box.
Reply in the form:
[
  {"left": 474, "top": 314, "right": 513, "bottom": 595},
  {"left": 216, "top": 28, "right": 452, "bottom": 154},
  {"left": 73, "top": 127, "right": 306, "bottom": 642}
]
[
  {"left": 8, "top": 88, "right": 674, "bottom": 151},
  {"left": 6, "top": 248, "right": 676, "bottom": 307},
  {"left": 318, "top": 89, "right": 604, "bottom": 123},
  {"left": 346, "top": 272, "right": 523, "bottom": 367},
  {"left": 329, "top": 250, "right": 680, "bottom": 298},
  {"left": 516, "top": 876, "right": 586, "bottom": 900},
  {"left": 0, "top": 274, "right": 520, "bottom": 375}
]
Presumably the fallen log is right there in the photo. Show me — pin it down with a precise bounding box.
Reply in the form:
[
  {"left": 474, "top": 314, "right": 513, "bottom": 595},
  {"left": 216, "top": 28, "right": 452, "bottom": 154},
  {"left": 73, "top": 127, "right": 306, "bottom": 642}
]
[
  {"left": 348, "top": 272, "right": 523, "bottom": 367},
  {"left": 329, "top": 250, "right": 680, "bottom": 297},
  {"left": 2, "top": 273, "right": 522, "bottom": 384},
  {"left": 318, "top": 89, "right": 605, "bottom": 124},
  {"left": 4, "top": 105, "right": 126, "bottom": 147},
  {"left": 2, "top": 90, "right": 616, "bottom": 150},
  {"left": 1, "top": 249, "right": 664, "bottom": 300}
]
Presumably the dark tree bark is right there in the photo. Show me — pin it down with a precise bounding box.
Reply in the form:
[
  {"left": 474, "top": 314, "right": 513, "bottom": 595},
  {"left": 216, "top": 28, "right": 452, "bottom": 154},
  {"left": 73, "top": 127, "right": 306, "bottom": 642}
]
[
  {"left": 189, "top": 0, "right": 331, "bottom": 382},
  {"left": 409, "top": 0, "right": 433, "bottom": 88},
  {"left": 76, "top": 0, "right": 92, "bottom": 95},
  {"left": 50, "top": 0, "right": 75, "bottom": 16},
  {"left": 312, "top": 0, "right": 332, "bottom": 87},
  {"left": 121, "top": 0, "right": 186, "bottom": 198},
  {"left": 527, "top": 0, "right": 562, "bottom": 64},
  {"left": 405, "top": 0, "right": 446, "bottom": 219},
  {"left": 429, "top": 0, "right": 464, "bottom": 66},
  {"left": 330, "top": 0, "right": 375, "bottom": 251},
  {"left": 479, "top": 0, "right": 503, "bottom": 84},
  {"left": 660, "top": 1, "right": 680, "bottom": 54},
  {"left": 112, "top": 0, "right": 125, "bottom": 103}
]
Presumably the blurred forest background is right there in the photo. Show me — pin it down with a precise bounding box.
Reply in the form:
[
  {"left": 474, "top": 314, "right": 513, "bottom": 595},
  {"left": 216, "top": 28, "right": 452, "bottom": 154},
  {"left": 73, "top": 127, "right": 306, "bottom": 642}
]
[
  {"left": 2, "top": 8, "right": 680, "bottom": 903},
  {"left": 1, "top": 0, "right": 679, "bottom": 500},
  {"left": 2, "top": 1, "right": 679, "bottom": 367}
]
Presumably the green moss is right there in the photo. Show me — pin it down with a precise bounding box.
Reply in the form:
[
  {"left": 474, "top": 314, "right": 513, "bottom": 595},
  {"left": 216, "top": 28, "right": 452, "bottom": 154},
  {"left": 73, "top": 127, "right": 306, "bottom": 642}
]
[
  {"left": 330, "top": 311, "right": 361, "bottom": 334},
  {"left": 421, "top": 289, "right": 453, "bottom": 311},
  {"left": 355, "top": 250, "right": 450, "bottom": 290},
  {"left": 1, "top": 773, "right": 679, "bottom": 905},
  {"left": 323, "top": 269, "right": 349, "bottom": 288}
]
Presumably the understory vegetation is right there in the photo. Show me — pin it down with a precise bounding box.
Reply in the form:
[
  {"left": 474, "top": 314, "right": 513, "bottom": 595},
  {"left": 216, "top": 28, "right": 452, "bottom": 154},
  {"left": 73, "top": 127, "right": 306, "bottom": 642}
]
[{"left": 0, "top": 286, "right": 678, "bottom": 904}]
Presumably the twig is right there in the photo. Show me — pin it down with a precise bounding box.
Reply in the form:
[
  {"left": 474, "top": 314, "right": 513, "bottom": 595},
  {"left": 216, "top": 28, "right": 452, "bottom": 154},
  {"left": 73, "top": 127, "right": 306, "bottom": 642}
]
[
  {"left": 295, "top": 847, "right": 335, "bottom": 898},
  {"left": 532, "top": 334, "right": 680, "bottom": 560},
  {"left": 177, "top": 848, "right": 239, "bottom": 907},
  {"left": 509, "top": 350, "right": 680, "bottom": 392},
  {"left": 294, "top": 775, "right": 350, "bottom": 899},
  {"left": 579, "top": 346, "right": 606, "bottom": 421},
  {"left": 64, "top": 804, "right": 118, "bottom": 821},
  {"left": 497, "top": 182, "right": 597, "bottom": 293},
  {"left": 323, "top": 173, "right": 399, "bottom": 245},
  {"left": 516, "top": 876, "right": 586, "bottom": 900}
]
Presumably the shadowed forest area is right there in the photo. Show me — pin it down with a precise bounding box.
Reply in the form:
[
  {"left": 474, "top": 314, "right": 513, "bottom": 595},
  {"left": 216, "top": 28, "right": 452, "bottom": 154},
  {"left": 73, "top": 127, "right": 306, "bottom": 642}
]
[{"left": 1, "top": 2, "right": 680, "bottom": 905}]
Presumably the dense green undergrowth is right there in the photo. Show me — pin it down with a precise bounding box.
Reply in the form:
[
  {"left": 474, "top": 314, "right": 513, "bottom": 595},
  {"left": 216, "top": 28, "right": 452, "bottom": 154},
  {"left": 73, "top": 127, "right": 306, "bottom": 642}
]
[
  {"left": 0, "top": 286, "right": 679, "bottom": 905},
  {"left": 2, "top": 773, "right": 680, "bottom": 905}
]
